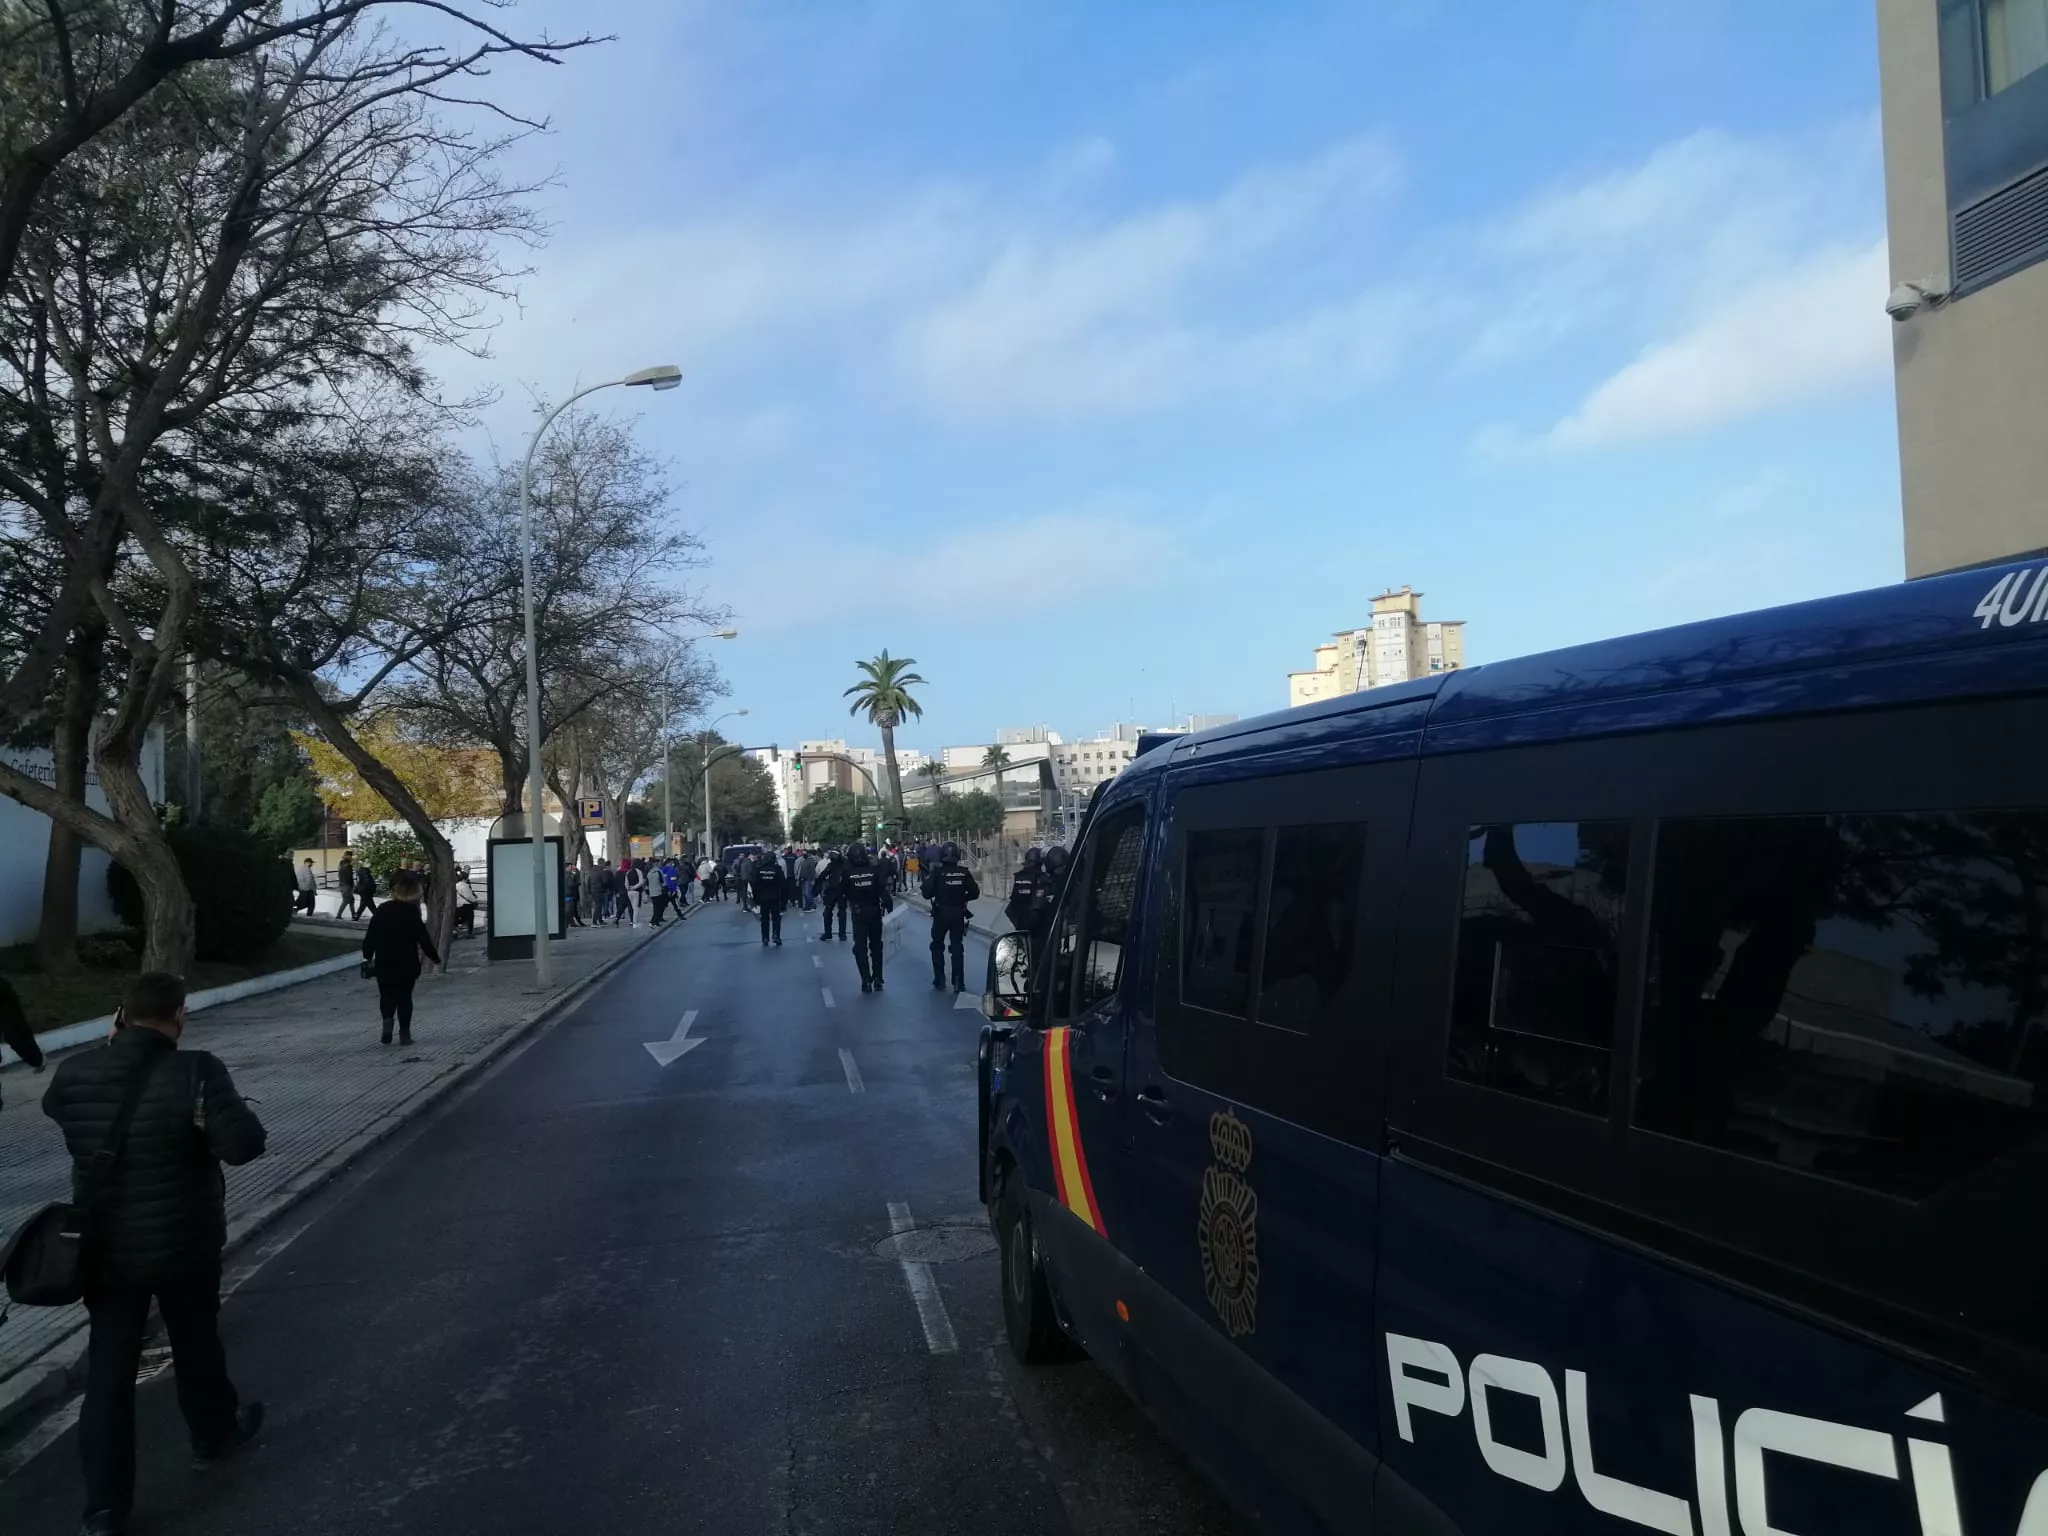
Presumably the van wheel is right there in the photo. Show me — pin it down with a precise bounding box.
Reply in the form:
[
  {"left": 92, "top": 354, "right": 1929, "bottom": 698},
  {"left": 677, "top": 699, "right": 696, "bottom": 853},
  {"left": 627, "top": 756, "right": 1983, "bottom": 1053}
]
[{"left": 997, "top": 1173, "right": 1076, "bottom": 1364}]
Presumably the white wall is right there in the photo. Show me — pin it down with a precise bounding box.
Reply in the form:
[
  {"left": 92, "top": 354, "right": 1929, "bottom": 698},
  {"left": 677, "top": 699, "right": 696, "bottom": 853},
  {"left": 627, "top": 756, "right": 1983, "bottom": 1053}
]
[{"left": 0, "top": 724, "right": 166, "bottom": 947}]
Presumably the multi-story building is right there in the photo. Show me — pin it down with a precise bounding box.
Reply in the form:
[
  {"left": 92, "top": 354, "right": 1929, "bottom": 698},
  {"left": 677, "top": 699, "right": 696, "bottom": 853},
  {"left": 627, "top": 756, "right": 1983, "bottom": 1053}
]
[
  {"left": 1879, "top": 0, "right": 2048, "bottom": 575},
  {"left": 1287, "top": 586, "right": 1466, "bottom": 707}
]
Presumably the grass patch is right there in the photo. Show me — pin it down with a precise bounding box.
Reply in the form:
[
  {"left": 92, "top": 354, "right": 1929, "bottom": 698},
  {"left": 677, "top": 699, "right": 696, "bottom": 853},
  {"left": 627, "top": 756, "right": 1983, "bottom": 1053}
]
[{"left": 1, "top": 927, "right": 360, "bottom": 1036}]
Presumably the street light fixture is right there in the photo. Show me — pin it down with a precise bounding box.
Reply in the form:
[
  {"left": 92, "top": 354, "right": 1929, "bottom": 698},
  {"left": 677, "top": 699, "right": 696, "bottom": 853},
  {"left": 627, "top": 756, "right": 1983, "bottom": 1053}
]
[
  {"left": 660, "top": 629, "right": 739, "bottom": 860},
  {"left": 519, "top": 364, "right": 681, "bottom": 988}
]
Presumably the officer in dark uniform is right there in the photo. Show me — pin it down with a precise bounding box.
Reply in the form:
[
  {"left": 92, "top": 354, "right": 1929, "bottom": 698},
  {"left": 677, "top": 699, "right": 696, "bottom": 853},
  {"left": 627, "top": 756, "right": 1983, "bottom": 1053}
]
[
  {"left": 818, "top": 848, "right": 849, "bottom": 941},
  {"left": 921, "top": 841, "right": 981, "bottom": 991},
  {"left": 1029, "top": 844, "right": 1072, "bottom": 963},
  {"left": 1004, "top": 846, "right": 1046, "bottom": 933},
  {"left": 843, "top": 843, "right": 893, "bottom": 991},
  {"left": 751, "top": 853, "right": 788, "bottom": 946}
]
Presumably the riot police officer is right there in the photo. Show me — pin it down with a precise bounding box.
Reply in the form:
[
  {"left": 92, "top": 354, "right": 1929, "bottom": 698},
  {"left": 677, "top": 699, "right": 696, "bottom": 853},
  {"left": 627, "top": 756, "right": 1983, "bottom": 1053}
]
[
  {"left": 1030, "top": 844, "right": 1071, "bottom": 963},
  {"left": 751, "top": 853, "right": 789, "bottom": 946},
  {"left": 922, "top": 841, "right": 981, "bottom": 991},
  {"left": 843, "top": 843, "right": 893, "bottom": 991},
  {"left": 818, "top": 847, "right": 849, "bottom": 941},
  {"left": 1004, "top": 846, "right": 1046, "bottom": 933}
]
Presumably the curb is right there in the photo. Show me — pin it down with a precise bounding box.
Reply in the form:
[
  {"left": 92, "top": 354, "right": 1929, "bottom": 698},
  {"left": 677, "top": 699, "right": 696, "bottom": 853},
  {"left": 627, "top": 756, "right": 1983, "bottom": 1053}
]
[
  {"left": 0, "top": 910, "right": 695, "bottom": 1441},
  {"left": 2, "top": 950, "right": 365, "bottom": 1067}
]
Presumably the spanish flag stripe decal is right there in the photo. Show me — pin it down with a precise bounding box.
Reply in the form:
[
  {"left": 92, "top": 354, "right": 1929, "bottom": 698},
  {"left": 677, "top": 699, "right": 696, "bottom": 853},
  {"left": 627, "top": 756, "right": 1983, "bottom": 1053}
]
[{"left": 1043, "top": 1028, "right": 1106, "bottom": 1236}]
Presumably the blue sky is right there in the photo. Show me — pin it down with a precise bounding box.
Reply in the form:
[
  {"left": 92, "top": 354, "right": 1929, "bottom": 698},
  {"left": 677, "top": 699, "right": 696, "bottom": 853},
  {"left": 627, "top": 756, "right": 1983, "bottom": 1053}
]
[{"left": 439, "top": 0, "right": 1902, "bottom": 760}]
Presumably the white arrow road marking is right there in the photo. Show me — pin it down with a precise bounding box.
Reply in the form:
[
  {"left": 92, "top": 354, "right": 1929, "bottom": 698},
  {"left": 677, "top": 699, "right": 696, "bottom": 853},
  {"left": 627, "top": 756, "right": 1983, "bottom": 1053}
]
[
  {"left": 642, "top": 1009, "right": 703, "bottom": 1066},
  {"left": 887, "top": 1201, "right": 958, "bottom": 1354},
  {"left": 839, "top": 1048, "right": 865, "bottom": 1094},
  {"left": 821, "top": 988, "right": 836, "bottom": 1009}
]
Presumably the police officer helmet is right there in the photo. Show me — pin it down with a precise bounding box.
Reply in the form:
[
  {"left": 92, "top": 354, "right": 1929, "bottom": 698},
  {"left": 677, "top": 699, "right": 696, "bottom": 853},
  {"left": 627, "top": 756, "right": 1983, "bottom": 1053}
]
[
  {"left": 1022, "top": 846, "right": 1042, "bottom": 867},
  {"left": 846, "top": 842, "right": 870, "bottom": 865},
  {"left": 942, "top": 841, "right": 960, "bottom": 864},
  {"left": 1044, "top": 845, "right": 1070, "bottom": 876}
]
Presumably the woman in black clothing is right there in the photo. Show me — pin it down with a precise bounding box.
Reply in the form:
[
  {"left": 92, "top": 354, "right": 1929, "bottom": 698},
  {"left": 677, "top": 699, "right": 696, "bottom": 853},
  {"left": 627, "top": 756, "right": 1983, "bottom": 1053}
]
[{"left": 362, "top": 873, "right": 440, "bottom": 1046}]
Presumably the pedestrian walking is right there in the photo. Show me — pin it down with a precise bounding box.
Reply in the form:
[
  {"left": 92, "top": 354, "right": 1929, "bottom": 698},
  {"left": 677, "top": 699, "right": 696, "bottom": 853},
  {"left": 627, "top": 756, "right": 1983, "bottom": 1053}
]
[
  {"left": 362, "top": 873, "right": 441, "bottom": 1047},
  {"left": 751, "top": 854, "right": 788, "bottom": 946},
  {"left": 41, "top": 971, "right": 267, "bottom": 1535},
  {"left": 842, "top": 842, "right": 893, "bottom": 991},
  {"left": 353, "top": 861, "right": 378, "bottom": 919},
  {"left": 293, "top": 857, "right": 318, "bottom": 916},
  {"left": 336, "top": 853, "right": 357, "bottom": 918},
  {"left": 922, "top": 841, "right": 981, "bottom": 992},
  {"left": 818, "top": 848, "right": 849, "bottom": 940},
  {"left": 564, "top": 865, "right": 585, "bottom": 927},
  {"left": 650, "top": 862, "right": 674, "bottom": 926},
  {"left": 781, "top": 845, "right": 799, "bottom": 883},
  {"left": 736, "top": 852, "right": 756, "bottom": 913},
  {"left": 696, "top": 856, "right": 718, "bottom": 902},
  {"left": 2, "top": 972, "right": 46, "bottom": 1113},
  {"left": 622, "top": 859, "right": 645, "bottom": 927},
  {"left": 796, "top": 848, "right": 818, "bottom": 911},
  {"left": 454, "top": 867, "right": 482, "bottom": 937}
]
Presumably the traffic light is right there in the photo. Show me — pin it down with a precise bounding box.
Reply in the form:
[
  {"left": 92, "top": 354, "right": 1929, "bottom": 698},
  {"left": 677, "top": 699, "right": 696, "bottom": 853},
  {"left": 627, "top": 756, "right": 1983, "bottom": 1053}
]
[{"left": 793, "top": 750, "right": 803, "bottom": 770}]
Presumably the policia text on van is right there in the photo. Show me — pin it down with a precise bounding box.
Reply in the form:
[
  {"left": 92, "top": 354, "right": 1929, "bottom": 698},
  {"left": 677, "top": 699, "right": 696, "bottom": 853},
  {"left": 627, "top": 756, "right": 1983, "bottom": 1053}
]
[{"left": 976, "top": 557, "right": 2048, "bottom": 1536}]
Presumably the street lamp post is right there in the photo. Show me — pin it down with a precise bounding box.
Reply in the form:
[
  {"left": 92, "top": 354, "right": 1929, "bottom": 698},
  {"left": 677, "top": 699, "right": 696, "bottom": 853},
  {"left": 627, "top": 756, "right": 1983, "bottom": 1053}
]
[
  {"left": 520, "top": 364, "right": 680, "bottom": 987},
  {"left": 698, "top": 709, "right": 748, "bottom": 860},
  {"left": 660, "top": 629, "right": 738, "bottom": 859}
]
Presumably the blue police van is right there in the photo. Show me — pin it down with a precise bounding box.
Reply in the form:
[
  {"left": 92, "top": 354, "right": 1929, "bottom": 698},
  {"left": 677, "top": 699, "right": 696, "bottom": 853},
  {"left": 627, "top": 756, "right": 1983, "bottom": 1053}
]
[{"left": 977, "top": 558, "right": 2048, "bottom": 1535}]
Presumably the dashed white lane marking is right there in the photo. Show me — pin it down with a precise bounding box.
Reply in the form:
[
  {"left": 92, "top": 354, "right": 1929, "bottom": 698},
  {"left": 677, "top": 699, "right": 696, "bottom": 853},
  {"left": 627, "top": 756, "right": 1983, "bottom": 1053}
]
[
  {"left": 812, "top": 955, "right": 822, "bottom": 970},
  {"left": 839, "top": 1048, "right": 866, "bottom": 1094},
  {"left": 886, "top": 1200, "right": 958, "bottom": 1354},
  {"left": 953, "top": 991, "right": 983, "bottom": 1010},
  {"left": 821, "top": 987, "right": 836, "bottom": 1009}
]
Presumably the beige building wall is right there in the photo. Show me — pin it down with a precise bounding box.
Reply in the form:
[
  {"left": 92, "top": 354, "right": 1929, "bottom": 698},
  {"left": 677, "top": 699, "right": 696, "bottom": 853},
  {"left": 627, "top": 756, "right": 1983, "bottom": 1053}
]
[
  {"left": 1287, "top": 588, "right": 1467, "bottom": 706},
  {"left": 1880, "top": 0, "right": 2048, "bottom": 576}
]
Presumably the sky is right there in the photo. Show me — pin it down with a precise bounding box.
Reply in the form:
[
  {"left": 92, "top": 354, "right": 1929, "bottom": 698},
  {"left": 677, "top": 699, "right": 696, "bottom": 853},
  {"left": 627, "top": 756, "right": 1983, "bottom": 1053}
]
[{"left": 429, "top": 0, "right": 1904, "bottom": 762}]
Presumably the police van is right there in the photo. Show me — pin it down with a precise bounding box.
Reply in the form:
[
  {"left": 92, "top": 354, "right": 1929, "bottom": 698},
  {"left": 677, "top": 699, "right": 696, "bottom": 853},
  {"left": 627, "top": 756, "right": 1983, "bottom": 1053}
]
[{"left": 976, "top": 558, "right": 2048, "bottom": 1535}]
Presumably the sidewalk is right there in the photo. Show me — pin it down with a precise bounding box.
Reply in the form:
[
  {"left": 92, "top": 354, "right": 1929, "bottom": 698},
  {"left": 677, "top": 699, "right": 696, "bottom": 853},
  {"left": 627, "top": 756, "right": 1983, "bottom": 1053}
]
[{"left": 0, "top": 907, "right": 692, "bottom": 1433}]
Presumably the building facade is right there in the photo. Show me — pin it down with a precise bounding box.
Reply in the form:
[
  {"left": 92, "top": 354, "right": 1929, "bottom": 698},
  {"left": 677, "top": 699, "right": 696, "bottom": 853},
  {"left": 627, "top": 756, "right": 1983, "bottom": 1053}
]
[
  {"left": 1880, "top": 0, "right": 2048, "bottom": 576},
  {"left": 1287, "top": 586, "right": 1467, "bottom": 707}
]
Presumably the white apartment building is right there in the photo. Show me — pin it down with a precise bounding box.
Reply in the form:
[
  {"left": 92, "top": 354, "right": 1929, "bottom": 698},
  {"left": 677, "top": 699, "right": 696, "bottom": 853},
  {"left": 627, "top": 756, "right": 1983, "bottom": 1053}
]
[{"left": 1288, "top": 586, "right": 1467, "bottom": 707}]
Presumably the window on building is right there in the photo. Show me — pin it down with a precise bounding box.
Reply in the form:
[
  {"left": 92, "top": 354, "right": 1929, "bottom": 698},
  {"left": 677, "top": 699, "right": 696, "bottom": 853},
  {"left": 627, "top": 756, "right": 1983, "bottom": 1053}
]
[
  {"left": 1184, "top": 829, "right": 1263, "bottom": 1016},
  {"left": 1939, "top": 0, "right": 2048, "bottom": 291},
  {"left": 1448, "top": 822, "right": 1632, "bottom": 1116},
  {"left": 1986, "top": 0, "right": 2048, "bottom": 93},
  {"left": 1258, "top": 824, "right": 1365, "bottom": 1034},
  {"left": 1637, "top": 810, "right": 2048, "bottom": 1202}
]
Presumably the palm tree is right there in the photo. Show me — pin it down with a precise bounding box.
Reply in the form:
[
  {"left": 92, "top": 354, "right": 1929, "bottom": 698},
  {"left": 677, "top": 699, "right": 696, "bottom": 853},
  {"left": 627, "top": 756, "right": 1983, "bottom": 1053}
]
[
  {"left": 981, "top": 744, "right": 1012, "bottom": 806},
  {"left": 844, "top": 651, "right": 925, "bottom": 822},
  {"left": 917, "top": 760, "right": 949, "bottom": 797}
]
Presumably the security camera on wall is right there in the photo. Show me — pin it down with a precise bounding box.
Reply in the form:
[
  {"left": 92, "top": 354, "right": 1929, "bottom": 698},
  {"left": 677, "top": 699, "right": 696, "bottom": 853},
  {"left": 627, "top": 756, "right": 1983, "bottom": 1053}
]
[{"left": 1886, "top": 279, "right": 1951, "bottom": 321}]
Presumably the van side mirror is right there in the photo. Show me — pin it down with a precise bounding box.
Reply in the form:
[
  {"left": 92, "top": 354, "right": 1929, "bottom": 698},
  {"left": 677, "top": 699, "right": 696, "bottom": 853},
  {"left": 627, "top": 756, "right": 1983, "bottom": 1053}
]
[{"left": 983, "top": 931, "right": 1031, "bottom": 1020}]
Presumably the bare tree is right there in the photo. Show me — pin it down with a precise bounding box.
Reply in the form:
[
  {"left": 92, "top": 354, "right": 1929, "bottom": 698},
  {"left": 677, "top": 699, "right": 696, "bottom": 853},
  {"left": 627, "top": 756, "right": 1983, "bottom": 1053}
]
[
  {"left": 392, "top": 412, "right": 725, "bottom": 812},
  {"left": 0, "top": 11, "right": 566, "bottom": 968},
  {"left": 0, "top": 0, "right": 597, "bottom": 303}
]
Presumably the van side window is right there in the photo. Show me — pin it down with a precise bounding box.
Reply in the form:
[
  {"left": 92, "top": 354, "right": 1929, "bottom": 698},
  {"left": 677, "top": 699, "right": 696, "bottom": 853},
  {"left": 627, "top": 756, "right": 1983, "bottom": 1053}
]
[
  {"left": 1638, "top": 810, "right": 2048, "bottom": 1200},
  {"left": 1258, "top": 824, "right": 1366, "bottom": 1034},
  {"left": 1447, "top": 821, "right": 1632, "bottom": 1116},
  {"left": 1077, "top": 809, "right": 1148, "bottom": 1011},
  {"left": 1184, "top": 828, "right": 1263, "bottom": 1017}
]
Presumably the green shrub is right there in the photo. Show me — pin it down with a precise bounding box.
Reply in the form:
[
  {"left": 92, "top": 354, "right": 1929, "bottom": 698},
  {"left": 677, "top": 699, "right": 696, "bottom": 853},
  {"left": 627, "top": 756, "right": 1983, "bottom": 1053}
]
[
  {"left": 350, "top": 826, "right": 426, "bottom": 888},
  {"left": 107, "top": 825, "right": 295, "bottom": 962}
]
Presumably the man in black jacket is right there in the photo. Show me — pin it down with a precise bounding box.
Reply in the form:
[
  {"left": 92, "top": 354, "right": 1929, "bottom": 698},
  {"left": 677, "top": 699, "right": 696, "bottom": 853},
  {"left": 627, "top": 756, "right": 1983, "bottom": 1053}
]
[
  {"left": 921, "top": 842, "right": 981, "bottom": 992},
  {"left": 751, "top": 854, "right": 789, "bottom": 946},
  {"left": 843, "top": 843, "right": 894, "bottom": 992},
  {"left": 43, "top": 972, "right": 267, "bottom": 1534}
]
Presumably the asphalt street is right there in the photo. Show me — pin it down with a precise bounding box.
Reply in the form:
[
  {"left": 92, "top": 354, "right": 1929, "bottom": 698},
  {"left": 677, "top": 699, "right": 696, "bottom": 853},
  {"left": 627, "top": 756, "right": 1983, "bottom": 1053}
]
[{"left": 0, "top": 898, "right": 1245, "bottom": 1536}]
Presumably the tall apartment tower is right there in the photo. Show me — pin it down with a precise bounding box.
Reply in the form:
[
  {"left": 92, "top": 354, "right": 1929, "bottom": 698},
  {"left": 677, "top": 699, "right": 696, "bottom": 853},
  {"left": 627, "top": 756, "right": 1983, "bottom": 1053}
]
[{"left": 1287, "top": 586, "right": 1467, "bottom": 707}]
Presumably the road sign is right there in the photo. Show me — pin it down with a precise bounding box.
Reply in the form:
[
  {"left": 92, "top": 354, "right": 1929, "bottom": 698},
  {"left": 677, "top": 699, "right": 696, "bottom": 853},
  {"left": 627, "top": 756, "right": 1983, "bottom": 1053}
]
[{"left": 579, "top": 797, "right": 605, "bottom": 826}]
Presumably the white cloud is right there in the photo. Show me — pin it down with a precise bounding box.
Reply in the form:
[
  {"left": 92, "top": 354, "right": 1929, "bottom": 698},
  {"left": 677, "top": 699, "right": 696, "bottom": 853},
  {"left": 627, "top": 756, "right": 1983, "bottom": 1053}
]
[
  {"left": 896, "top": 136, "right": 1407, "bottom": 419},
  {"left": 1541, "top": 239, "right": 1891, "bottom": 450},
  {"left": 721, "top": 501, "right": 1179, "bottom": 632}
]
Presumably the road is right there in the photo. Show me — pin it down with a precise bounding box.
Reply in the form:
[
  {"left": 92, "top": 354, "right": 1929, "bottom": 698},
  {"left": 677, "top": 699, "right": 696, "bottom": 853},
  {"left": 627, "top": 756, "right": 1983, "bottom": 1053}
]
[{"left": 0, "top": 900, "right": 1244, "bottom": 1536}]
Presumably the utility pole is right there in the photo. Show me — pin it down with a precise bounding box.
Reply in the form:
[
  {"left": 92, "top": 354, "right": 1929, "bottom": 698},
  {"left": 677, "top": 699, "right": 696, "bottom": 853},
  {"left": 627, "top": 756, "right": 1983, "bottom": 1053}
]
[{"left": 660, "top": 679, "right": 673, "bottom": 859}]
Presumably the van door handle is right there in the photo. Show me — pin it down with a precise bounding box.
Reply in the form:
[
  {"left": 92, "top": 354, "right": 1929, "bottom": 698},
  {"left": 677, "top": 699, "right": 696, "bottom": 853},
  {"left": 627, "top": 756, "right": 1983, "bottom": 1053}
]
[
  {"left": 1134, "top": 1087, "right": 1170, "bottom": 1123},
  {"left": 1090, "top": 1065, "right": 1118, "bottom": 1101}
]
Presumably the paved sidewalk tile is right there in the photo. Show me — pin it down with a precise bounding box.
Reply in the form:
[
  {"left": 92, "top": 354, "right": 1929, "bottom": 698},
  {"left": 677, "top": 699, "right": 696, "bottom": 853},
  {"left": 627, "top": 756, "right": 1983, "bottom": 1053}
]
[{"left": 0, "top": 912, "right": 682, "bottom": 1412}]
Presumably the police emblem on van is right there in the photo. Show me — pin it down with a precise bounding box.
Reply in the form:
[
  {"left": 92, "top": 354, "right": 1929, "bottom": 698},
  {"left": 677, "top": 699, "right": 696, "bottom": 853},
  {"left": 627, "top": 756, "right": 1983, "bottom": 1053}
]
[{"left": 1198, "top": 1110, "right": 1259, "bottom": 1338}]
